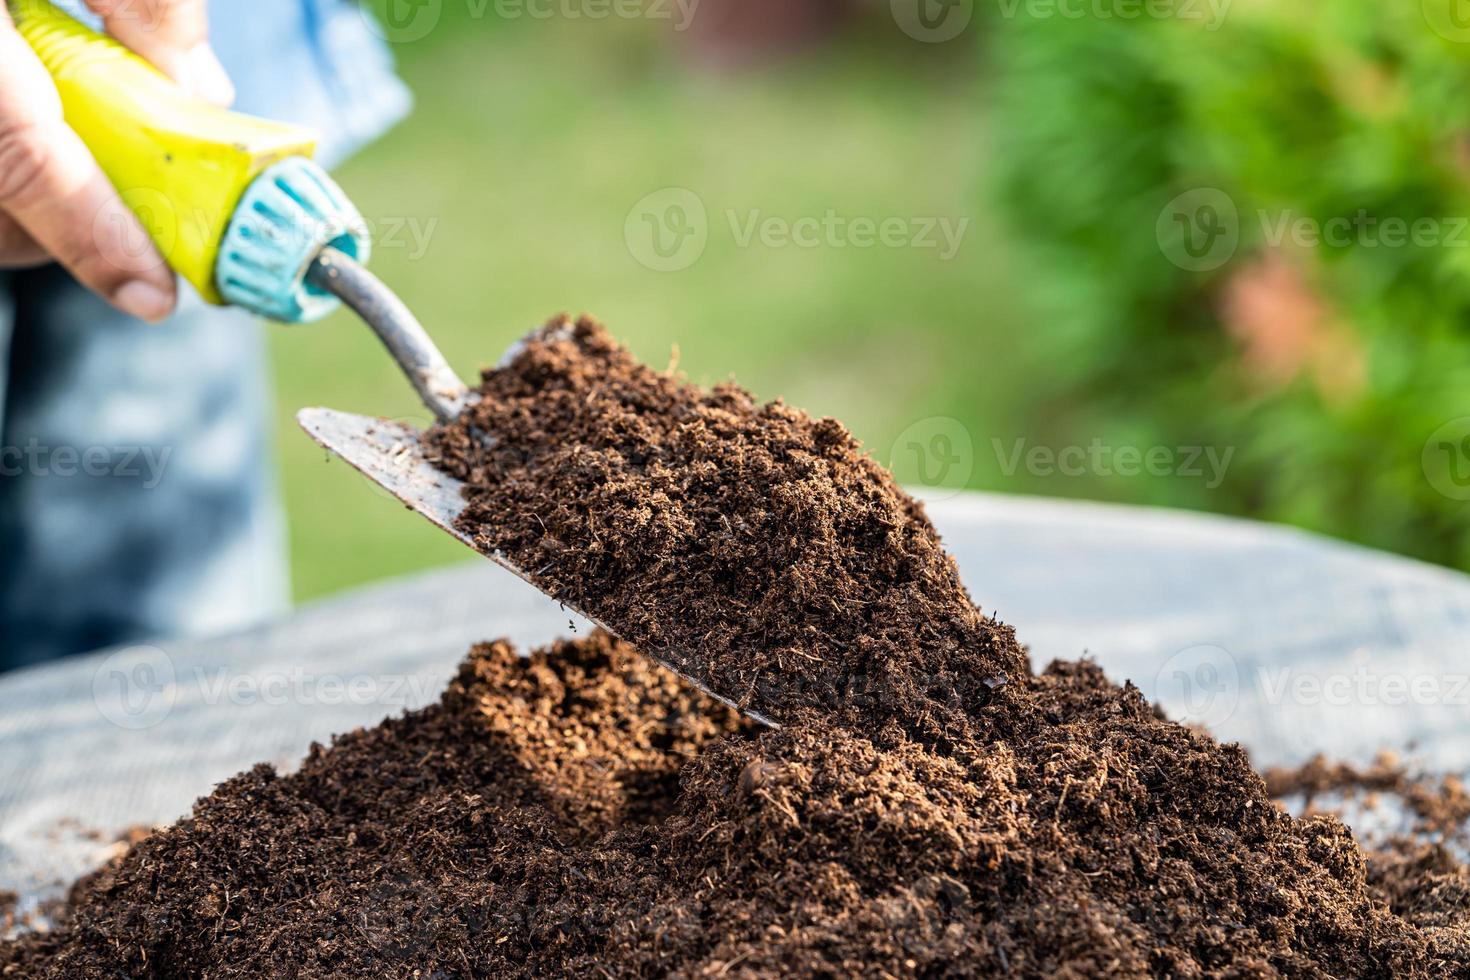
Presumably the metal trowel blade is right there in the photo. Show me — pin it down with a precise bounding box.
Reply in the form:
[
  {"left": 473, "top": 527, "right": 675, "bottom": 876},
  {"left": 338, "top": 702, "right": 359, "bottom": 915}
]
[
  {"left": 295, "top": 406, "right": 778, "bottom": 727},
  {"left": 298, "top": 408, "right": 473, "bottom": 548}
]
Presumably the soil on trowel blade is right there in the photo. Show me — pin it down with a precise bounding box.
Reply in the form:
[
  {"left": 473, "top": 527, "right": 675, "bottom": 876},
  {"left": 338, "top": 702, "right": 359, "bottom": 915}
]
[
  {"left": 427, "top": 315, "right": 1022, "bottom": 740},
  {"left": 5, "top": 318, "right": 1467, "bottom": 978}
]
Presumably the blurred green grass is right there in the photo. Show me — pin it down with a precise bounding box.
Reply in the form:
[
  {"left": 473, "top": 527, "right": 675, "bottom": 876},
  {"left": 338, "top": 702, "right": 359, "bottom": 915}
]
[{"left": 270, "top": 15, "right": 1025, "bottom": 600}]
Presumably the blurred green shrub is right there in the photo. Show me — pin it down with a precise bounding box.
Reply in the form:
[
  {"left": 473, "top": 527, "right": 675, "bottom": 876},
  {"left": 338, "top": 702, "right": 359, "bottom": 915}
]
[{"left": 987, "top": 1, "right": 1470, "bottom": 568}]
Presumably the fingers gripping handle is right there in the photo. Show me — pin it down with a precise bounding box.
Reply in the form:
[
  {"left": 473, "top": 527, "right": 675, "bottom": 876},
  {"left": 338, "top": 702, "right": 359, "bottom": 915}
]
[{"left": 9, "top": 0, "right": 369, "bottom": 323}]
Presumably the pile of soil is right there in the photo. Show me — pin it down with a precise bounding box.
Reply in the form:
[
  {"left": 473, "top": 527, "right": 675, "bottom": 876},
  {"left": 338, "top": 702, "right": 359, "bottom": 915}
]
[
  {"left": 6, "top": 631, "right": 1467, "bottom": 977},
  {"left": 4, "top": 317, "right": 1468, "bottom": 977}
]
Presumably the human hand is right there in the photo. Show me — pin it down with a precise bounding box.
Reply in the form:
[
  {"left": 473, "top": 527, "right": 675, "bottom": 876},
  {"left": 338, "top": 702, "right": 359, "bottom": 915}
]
[{"left": 0, "top": 0, "right": 234, "bottom": 322}]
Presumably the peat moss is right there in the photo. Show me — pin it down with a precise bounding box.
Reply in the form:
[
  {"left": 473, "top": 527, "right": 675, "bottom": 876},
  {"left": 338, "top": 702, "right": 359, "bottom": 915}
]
[{"left": 5, "top": 318, "right": 1466, "bottom": 977}]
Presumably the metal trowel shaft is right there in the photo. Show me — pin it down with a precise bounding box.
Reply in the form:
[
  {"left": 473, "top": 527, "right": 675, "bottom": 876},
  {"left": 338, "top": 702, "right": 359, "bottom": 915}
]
[{"left": 306, "top": 247, "right": 471, "bottom": 422}]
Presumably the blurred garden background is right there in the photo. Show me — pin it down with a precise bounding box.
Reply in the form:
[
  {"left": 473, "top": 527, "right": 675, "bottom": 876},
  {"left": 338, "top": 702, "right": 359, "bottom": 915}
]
[{"left": 275, "top": 0, "right": 1470, "bottom": 600}]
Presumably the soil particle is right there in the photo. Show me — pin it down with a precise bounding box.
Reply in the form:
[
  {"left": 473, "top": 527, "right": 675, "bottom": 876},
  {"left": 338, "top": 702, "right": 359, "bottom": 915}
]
[{"left": 4, "top": 317, "right": 1467, "bottom": 977}]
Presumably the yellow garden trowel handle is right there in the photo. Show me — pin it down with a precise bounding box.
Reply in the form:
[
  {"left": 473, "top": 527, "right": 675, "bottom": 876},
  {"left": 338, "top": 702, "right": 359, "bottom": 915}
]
[
  {"left": 9, "top": 0, "right": 371, "bottom": 322},
  {"left": 8, "top": 0, "right": 463, "bottom": 414}
]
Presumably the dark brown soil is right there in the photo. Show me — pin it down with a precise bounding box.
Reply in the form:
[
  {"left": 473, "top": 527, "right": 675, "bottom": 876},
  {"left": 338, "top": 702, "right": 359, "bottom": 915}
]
[
  {"left": 426, "top": 315, "right": 1021, "bottom": 740},
  {"left": 1264, "top": 754, "right": 1470, "bottom": 965},
  {"left": 4, "top": 317, "right": 1467, "bottom": 977},
  {"left": 5, "top": 632, "right": 1467, "bottom": 977}
]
